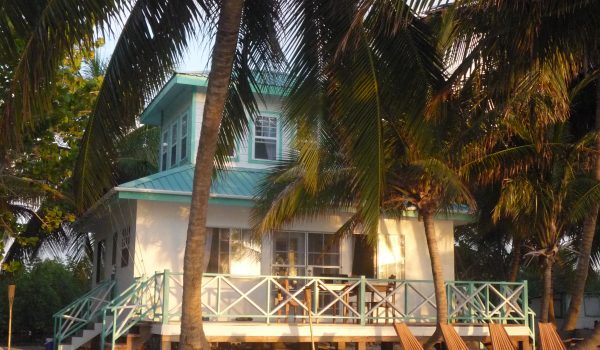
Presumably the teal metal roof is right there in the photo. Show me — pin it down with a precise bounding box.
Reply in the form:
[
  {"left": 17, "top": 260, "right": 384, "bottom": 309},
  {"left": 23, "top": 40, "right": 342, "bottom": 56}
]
[{"left": 115, "top": 165, "right": 267, "bottom": 204}]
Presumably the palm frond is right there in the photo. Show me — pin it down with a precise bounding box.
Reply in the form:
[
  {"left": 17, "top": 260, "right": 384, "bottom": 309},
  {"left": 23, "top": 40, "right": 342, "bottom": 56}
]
[{"left": 74, "top": 0, "right": 211, "bottom": 212}]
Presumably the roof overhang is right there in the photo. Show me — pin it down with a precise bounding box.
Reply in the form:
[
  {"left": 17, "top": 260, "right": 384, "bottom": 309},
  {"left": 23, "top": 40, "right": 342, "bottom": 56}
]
[{"left": 140, "top": 72, "right": 287, "bottom": 125}]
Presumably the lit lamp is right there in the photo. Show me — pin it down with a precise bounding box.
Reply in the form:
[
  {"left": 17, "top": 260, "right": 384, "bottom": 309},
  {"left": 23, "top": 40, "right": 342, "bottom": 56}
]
[{"left": 8, "top": 284, "right": 15, "bottom": 350}]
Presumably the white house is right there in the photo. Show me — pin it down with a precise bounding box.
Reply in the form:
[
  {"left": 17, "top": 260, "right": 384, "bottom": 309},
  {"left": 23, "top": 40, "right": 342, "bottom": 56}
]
[{"left": 53, "top": 73, "right": 533, "bottom": 350}]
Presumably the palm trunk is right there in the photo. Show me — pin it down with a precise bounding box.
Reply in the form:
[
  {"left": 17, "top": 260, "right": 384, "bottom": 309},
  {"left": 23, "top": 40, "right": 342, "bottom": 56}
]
[
  {"left": 563, "top": 80, "right": 600, "bottom": 333},
  {"left": 508, "top": 237, "right": 522, "bottom": 282},
  {"left": 179, "top": 1, "right": 244, "bottom": 350},
  {"left": 421, "top": 210, "right": 449, "bottom": 350},
  {"left": 540, "top": 256, "right": 554, "bottom": 323}
]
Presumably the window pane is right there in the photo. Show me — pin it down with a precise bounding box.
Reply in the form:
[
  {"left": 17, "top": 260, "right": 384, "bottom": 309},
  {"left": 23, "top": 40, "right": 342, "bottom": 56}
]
[
  {"left": 171, "top": 122, "right": 178, "bottom": 143},
  {"left": 255, "top": 139, "right": 276, "bottom": 160},
  {"left": 170, "top": 146, "right": 177, "bottom": 166},
  {"left": 181, "top": 115, "right": 188, "bottom": 136},
  {"left": 121, "top": 227, "right": 130, "bottom": 267},
  {"left": 181, "top": 137, "right": 187, "bottom": 160}
]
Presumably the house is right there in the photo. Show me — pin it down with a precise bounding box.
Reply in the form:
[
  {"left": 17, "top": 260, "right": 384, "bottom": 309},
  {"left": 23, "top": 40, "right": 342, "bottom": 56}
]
[{"left": 53, "top": 73, "right": 534, "bottom": 350}]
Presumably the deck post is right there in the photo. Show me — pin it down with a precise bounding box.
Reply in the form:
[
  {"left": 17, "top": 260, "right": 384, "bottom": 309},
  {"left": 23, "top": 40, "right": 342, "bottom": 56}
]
[
  {"left": 162, "top": 270, "right": 170, "bottom": 324},
  {"left": 357, "top": 342, "right": 366, "bottom": 350},
  {"left": 523, "top": 280, "right": 529, "bottom": 327},
  {"left": 160, "top": 335, "right": 171, "bottom": 350},
  {"left": 338, "top": 342, "right": 346, "bottom": 350},
  {"left": 359, "top": 276, "right": 366, "bottom": 326}
]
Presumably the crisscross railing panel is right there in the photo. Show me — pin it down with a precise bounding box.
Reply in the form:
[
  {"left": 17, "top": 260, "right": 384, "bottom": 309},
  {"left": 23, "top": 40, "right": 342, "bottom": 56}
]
[{"left": 447, "top": 281, "right": 528, "bottom": 324}]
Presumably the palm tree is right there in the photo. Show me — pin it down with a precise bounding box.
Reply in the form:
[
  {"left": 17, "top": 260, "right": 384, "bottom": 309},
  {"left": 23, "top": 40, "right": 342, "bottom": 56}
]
[
  {"left": 444, "top": 0, "right": 600, "bottom": 332},
  {"left": 252, "top": 89, "right": 478, "bottom": 348}
]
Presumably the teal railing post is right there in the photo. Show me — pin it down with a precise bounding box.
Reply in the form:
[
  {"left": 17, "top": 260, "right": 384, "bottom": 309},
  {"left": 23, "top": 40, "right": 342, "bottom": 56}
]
[
  {"left": 359, "top": 276, "right": 366, "bottom": 325},
  {"left": 468, "top": 282, "right": 474, "bottom": 323},
  {"left": 313, "top": 278, "right": 318, "bottom": 321},
  {"left": 446, "top": 282, "right": 451, "bottom": 324},
  {"left": 111, "top": 308, "right": 117, "bottom": 350},
  {"left": 162, "top": 270, "right": 170, "bottom": 324},
  {"left": 523, "top": 280, "right": 529, "bottom": 327},
  {"left": 100, "top": 308, "right": 107, "bottom": 350},
  {"left": 266, "top": 277, "right": 271, "bottom": 324}
]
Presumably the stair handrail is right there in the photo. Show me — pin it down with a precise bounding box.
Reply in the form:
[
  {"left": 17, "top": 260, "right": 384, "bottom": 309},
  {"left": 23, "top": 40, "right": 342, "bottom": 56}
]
[
  {"left": 100, "top": 274, "right": 160, "bottom": 350},
  {"left": 53, "top": 280, "right": 115, "bottom": 350}
]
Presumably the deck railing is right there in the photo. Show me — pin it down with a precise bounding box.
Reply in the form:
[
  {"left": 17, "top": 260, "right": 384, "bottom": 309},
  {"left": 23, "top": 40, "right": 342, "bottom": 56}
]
[
  {"left": 54, "top": 272, "right": 535, "bottom": 350},
  {"left": 153, "top": 271, "right": 531, "bottom": 326}
]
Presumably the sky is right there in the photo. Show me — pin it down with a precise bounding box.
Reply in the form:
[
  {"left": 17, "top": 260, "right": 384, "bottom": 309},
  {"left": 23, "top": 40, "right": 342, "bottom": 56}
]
[{"left": 96, "top": 20, "right": 213, "bottom": 73}]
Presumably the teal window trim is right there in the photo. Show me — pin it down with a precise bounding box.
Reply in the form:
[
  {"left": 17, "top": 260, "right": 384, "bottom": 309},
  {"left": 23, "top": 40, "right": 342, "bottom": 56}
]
[{"left": 248, "top": 111, "right": 282, "bottom": 164}]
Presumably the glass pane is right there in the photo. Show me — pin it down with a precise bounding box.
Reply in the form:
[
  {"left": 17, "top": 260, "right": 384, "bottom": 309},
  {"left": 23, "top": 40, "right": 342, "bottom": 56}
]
[
  {"left": 181, "top": 115, "right": 188, "bottom": 136},
  {"left": 171, "top": 122, "right": 178, "bottom": 143},
  {"left": 181, "top": 137, "right": 187, "bottom": 160},
  {"left": 255, "top": 139, "right": 276, "bottom": 160},
  {"left": 170, "top": 146, "right": 177, "bottom": 166},
  {"left": 308, "top": 233, "right": 323, "bottom": 253}
]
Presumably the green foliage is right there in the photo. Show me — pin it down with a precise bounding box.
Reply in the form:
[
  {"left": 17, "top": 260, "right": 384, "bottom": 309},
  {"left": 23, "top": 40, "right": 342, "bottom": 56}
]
[{"left": 0, "top": 260, "right": 90, "bottom": 344}]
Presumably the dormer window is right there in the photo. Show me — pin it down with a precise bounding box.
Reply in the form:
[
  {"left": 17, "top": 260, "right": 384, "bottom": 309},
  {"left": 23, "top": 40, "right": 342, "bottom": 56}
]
[
  {"left": 254, "top": 115, "right": 278, "bottom": 160},
  {"left": 159, "top": 112, "right": 190, "bottom": 171}
]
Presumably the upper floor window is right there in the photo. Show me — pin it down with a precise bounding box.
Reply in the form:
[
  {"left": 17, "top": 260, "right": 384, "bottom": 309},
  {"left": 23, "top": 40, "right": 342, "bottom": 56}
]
[
  {"left": 160, "top": 112, "right": 190, "bottom": 171},
  {"left": 254, "top": 115, "right": 278, "bottom": 160}
]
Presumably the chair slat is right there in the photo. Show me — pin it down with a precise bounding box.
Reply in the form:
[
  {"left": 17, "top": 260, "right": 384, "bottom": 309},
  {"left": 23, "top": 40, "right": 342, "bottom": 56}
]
[
  {"left": 539, "top": 323, "right": 567, "bottom": 350},
  {"left": 440, "top": 324, "right": 469, "bottom": 350},
  {"left": 394, "top": 323, "right": 424, "bottom": 350},
  {"left": 488, "top": 323, "right": 517, "bottom": 350}
]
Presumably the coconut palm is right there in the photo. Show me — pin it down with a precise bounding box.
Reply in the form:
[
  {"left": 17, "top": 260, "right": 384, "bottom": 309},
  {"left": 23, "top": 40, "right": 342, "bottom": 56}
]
[{"left": 444, "top": 0, "right": 600, "bottom": 332}]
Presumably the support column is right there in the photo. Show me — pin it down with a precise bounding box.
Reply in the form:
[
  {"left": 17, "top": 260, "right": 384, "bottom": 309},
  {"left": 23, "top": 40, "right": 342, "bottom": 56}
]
[
  {"left": 338, "top": 342, "right": 346, "bottom": 350},
  {"left": 357, "top": 342, "right": 366, "bottom": 350},
  {"left": 160, "top": 336, "right": 171, "bottom": 350}
]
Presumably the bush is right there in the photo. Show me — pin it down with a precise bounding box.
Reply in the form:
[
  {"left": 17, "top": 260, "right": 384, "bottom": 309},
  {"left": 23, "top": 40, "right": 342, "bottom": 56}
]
[{"left": 0, "top": 259, "right": 90, "bottom": 344}]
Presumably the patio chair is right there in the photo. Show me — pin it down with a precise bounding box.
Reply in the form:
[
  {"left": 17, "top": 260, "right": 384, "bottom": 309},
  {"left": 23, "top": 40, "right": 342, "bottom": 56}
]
[
  {"left": 538, "top": 323, "right": 567, "bottom": 350},
  {"left": 440, "top": 323, "right": 469, "bottom": 350},
  {"left": 487, "top": 323, "right": 517, "bottom": 350},
  {"left": 393, "top": 323, "right": 424, "bottom": 350}
]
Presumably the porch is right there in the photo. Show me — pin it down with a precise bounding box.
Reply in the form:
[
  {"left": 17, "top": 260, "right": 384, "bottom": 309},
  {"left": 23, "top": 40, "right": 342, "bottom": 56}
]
[{"left": 53, "top": 272, "right": 535, "bottom": 350}]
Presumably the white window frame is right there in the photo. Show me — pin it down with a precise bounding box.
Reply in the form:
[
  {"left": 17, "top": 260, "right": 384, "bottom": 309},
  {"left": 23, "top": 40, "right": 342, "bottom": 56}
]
[
  {"left": 170, "top": 121, "right": 178, "bottom": 167},
  {"left": 253, "top": 115, "right": 279, "bottom": 161},
  {"left": 272, "top": 232, "right": 340, "bottom": 277}
]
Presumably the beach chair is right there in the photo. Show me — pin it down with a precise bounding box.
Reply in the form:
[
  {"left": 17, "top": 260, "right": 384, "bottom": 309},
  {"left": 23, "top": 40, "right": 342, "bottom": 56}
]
[
  {"left": 538, "top": 323, "right": 567, "bottom": 350},
  {"left": 393, "top": 323, "right": 424, "bottom": 350},
  {"left": 440, "top": 323, "right": 469, "bottom": 350},
  {"left": 488, "top": 323, "right": 517, "bottom": 350}
]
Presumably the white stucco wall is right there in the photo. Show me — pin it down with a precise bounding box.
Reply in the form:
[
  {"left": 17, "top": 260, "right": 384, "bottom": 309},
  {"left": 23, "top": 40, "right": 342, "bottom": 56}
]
[{"left": 84, "top": 199, "right": 137, "bottom": 294}]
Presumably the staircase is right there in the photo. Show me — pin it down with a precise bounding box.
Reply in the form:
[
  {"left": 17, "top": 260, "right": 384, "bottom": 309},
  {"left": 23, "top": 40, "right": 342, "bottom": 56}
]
[
  {"left": 53, "top": 275, "right": 160, "bottom": 350},
  {"left": 59, "top": 319, "right": 105, "bottom": 350}
]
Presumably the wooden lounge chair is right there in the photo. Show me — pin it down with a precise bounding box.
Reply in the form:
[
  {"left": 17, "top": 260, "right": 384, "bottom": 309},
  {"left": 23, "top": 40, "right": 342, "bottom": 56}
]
[
  {"left": 393, "top": 323, "right": 424, "bottom": 350},
  {"left": 538, "top": 323, "right": 567, "bottom": 350},
  {"left": 440, "top": 323, "right": 469, "bottom": 350},
  {"left": 488, "top": 323, "right": 517, "bottom": 350}
]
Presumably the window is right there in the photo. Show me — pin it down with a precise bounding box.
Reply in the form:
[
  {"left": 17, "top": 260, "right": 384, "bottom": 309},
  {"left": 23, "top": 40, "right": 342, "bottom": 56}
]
[
  {"left": 121, "top": 227, "right": 130, "bottom": 267},
  {"left": 207, "top": 228, "right": 254, "bottom": 274},
  {"left": 272, "top": 232, "right": 340, "bottom": 277},
  {"left": 96, "top": 240, "right": 106, "bottom": 283},
  {"left": 111, "top": 232, "right": 118, "bottom": 266},
  {"left": 161, "top": 131, "right": 168, "bottom": 171},
  {"left": 180, "top": 114, "right": 188, "bottom": 161},
  {"left": 254, "top": 115, "right": 278, "bottom": 160},
  {"left": 170, "top": 122, "right": 178, "bottom": 167}
]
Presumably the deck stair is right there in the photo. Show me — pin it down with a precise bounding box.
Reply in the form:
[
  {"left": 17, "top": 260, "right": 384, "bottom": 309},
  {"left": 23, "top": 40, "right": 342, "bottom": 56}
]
[{"left": 59, "top": 318, "right": 109, "bottom": 350}]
